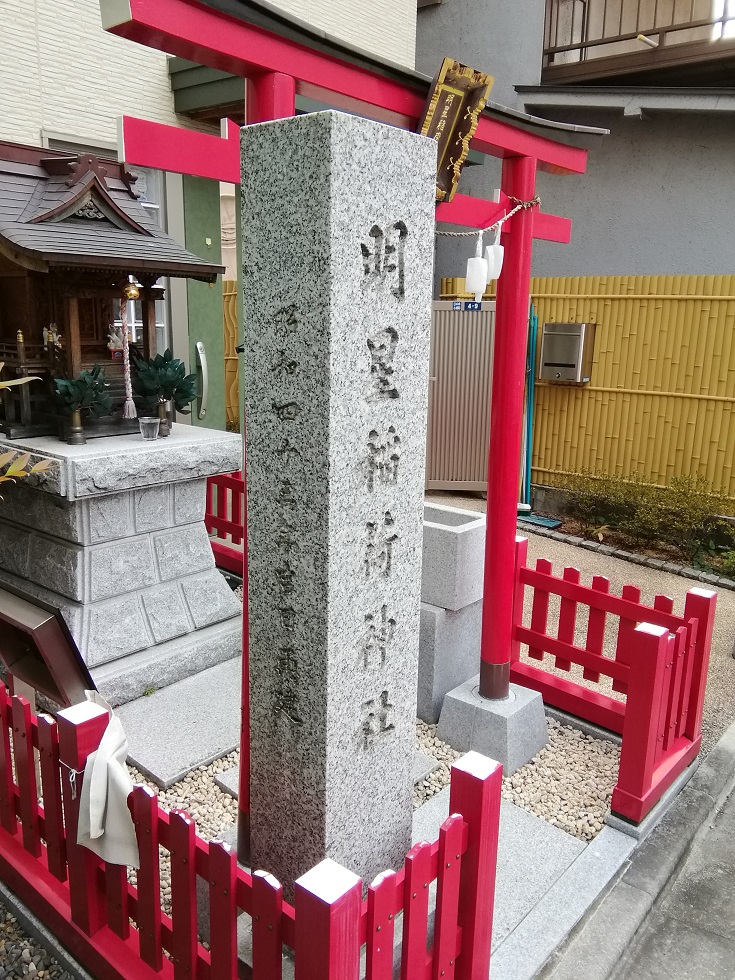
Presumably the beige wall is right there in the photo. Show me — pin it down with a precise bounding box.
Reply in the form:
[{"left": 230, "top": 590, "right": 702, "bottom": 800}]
[
  {"left": 0, "top": 0, "right": 201, "bottom": 149},
  {"left": 270, "top": 0, "right": 417, "bottom": 67}
]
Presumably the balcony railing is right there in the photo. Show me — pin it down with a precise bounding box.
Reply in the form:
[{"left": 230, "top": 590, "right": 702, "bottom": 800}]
[{"left": 543, "top": 0, "right": 735, "bottom": 82}]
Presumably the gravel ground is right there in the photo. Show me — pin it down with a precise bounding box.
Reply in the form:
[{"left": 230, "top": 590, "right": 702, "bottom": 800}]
[{"left": 0, "top": 904, "right": 72, "bottom": 979}]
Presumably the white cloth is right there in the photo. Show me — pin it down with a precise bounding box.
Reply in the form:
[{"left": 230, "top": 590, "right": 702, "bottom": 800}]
[{"left": 76, "top": 691, "right": 140, "bottom": 868}]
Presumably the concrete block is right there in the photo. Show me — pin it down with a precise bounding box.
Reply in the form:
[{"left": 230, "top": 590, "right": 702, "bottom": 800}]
[
  {"left": 181, "top": 569, "right": 242, "bottom": 627},
  {"left": 85, "top": 595, "right": 154, "bottom": 665},
  {"left": 438, "top": 677, "right": 547, "bottom": 774},
  {"left": 421, "top": 503, "right": 486, "bottom": 611},
  {"left": 142, "top": 584, "right": 193, "bottom": 644},
  {"left": 153, "top": 524, "right": 214, "bottom": 582},
  {"left": 174, "top": 479, "right": 206, "bottom": 525},
  {"left": 215, "top": 766, "right": 241, "bottom": 798},
  {"left": 90, "top": 617, "right": 242, "bottom": 706},
  {"left": 413, "top": 750, "right": 440, "bottom": 784},
  {"left": 417, "top": 600, "right": 481, "bottom": 724},
  {"left": 606, "top": 759, "right": 699, "bottom": 841},
  {"left": 133, "top": 485, "right": 172, "bottom": 533},
  {"left": 85, "top": 493, "right": 131, "bottom": 543},
  {"left": 28, "top": 532, "right": 83, "bottom": 601},
  {"left": 0, "top": 518, "right": 32, "bottom": 578},
  {"left": 89, "top": 535, "right": 158, "bottom": 600}
]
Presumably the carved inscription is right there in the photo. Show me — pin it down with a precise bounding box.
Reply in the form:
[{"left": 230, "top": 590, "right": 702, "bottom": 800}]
[
  {"left": 274, "top": 646, "right": 303, "bottom": 725},
  {"left": 367, "top": 327, "right": 399, "bottom": 401},
  {"left": 271, "top": 349, "right": 299, "bottom": 377},
  {"left": 273, "top": 400, "right": 301, "bottom": 422},
  {"left": 276, "top": 438, "right": 301, "bottom": 463},
  {"left": 367, "top": 426, "right": 401, "bottom": 492},
  {"left": 361, "top": 691, "right": 395, "bottom": 748},
  {"left": 364, "top": 511, "right": 399, "bottom": 579},
  {"left": 272, "top": 303, "right": 299, "bottom": 339},
  {"left": 362, "top": 605, "right": 397, "bottom": 668},
  {"left": 361, "top": 222, "right": 408, "bottom": 300}
]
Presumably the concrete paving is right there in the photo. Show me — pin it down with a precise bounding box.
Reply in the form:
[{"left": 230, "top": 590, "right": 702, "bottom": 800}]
[{"left": 537, "top": 720, "right": 735, "bottom": 980}]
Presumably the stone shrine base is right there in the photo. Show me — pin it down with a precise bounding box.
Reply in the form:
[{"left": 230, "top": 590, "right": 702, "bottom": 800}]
[{"left": 438, "top": 678, "right": 548, "bottom": 774}]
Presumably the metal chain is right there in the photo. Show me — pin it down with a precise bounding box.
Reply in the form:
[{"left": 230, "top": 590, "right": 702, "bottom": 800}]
[{"left": 435, "top": 195, "right": 541, "bottom": 238}]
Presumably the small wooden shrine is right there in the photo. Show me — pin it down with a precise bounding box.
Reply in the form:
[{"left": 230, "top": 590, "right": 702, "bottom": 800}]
[{"left": 0, "top": 140, "right": 222, "bottom": 438}]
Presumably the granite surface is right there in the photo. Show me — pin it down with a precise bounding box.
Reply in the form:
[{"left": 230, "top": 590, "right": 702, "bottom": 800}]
[
  {"left": 0, "top": 426, "right": 241, "bottom": 500},
  {"left": 242, "top": 111, "right": 436, "bottom": 894},
  {"left": 418, "top": 599, "right": 482, "bottom": 724},
  {"left": 422, "top": 503, "right": 486, "bottom": 611}
]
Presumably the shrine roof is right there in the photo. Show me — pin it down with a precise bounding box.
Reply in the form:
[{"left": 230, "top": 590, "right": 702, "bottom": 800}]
[{"left": 0, "top": 142, "right": 224, "bottom": 281}]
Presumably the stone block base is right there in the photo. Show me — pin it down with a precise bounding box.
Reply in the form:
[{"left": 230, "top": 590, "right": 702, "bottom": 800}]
[
  {"left": 438, "top": 677, "right": 548, "bottom": 774},
  {"left": 89, "top": 617, "right": 242, "bottom": 706},
  {"left": 418, "top": 600, "right": 481, "bottom": 724}
]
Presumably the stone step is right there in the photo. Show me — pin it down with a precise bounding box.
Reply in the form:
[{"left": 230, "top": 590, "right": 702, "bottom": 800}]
[{"left": 117, "top": 657, "right": 242, "bottom": 789}]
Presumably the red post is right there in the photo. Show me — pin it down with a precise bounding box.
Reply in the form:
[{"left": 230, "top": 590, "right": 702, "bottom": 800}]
[
  {"left": 238, "top": 69, "right": 296, "bottom": 866},
  {"left": 294, "top": 858, "right": 362, "bottom": 980},
  {"left": 610, "top": 624, "right": 670, "bottom": 822},
  {"left": 247, "top": 71, "right": 297, "bottom": 124},
  {"left": 479, "top": 155, "right": 538, "bottom": 700},
  {"left": 449, "top": 752, "right": 503, "bottom": 980},
  {"left": 57, "top": 701, "right": 109, "bottom": 937}
]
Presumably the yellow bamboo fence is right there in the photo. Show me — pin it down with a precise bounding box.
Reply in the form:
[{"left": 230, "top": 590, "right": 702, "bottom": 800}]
[
  {"left": 222, "top": 280, "right": 240, "bottom": 431},
  {"left": 441, "top": 275, "right": 735, "bottom": 496}
]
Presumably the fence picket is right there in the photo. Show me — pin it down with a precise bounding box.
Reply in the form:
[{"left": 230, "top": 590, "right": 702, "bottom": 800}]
[
  {"left": 36, "top": 714, "right": 65, "bottom": 881},
  {"left": 676, "top": 618, "right": 698, "bottom": 738},
  {"left": 664, "top": 627, "right": 687, "bottom": 752},
  {"left": 432, "top": 815, "right": 465, "bottom": 980},
  {"left": 57, "top": 702, "right": 109, "bottom": 937},
  {"left": 449, "top": 753, "right": 502, "bottom": 980},
  {"left": 582, "top": 575, "right": 609, "bottom": 682},
  {"left": 0, "top": 683, "right": 17, "bottom": 834},
  {"left": 105, "top": 863, "right": 131, "bottom": 940},
  {"left": 682, "top": 589, "right": 717, "bottom": 742},
  {"left": 366, "top": 870, "right": 398, "bottom": 980},
  {"left": 11, "top": 696, "right": 41, "bottom": 857},
  {"left": 169, "top": 810, "right": 198, "bottom": 980},
  {"left": 252, "top": 870, "right": 284, "bottom": 980},
  {"left": 133, "top": 785, "right": 164, "bottom": 970},
  {"left": 401, "top": 842, "right": 433, "bottom": 980},
  {"left": 294, "top": 859, "right": 362, "bottom": 980},
  {"left": 555, "top": 567, "right": 581, "bottom": 671},
  {"left": 612, "top": 584, "right": 641, "bottom": 693},
  {"left": 528, "top": 558, "right": 553, "bottom": 660},
  {"left": 511, "top": 537, "right": 529, "bottom": 664},
  {"left": 611, "top": 624, "right": 669, "bottom": 821},
  {"left": 208, "top": 841, "right": 238, "bottom": 980}
]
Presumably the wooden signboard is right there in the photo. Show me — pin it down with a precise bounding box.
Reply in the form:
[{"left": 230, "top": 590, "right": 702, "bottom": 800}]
[{"left": 418, "top": 58, "right": 494, "bottom": 203}]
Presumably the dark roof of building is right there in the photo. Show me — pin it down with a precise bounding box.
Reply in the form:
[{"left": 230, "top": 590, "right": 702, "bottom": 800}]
[{"left": 0, "top": 142, "right": 224, "bottom": 281}]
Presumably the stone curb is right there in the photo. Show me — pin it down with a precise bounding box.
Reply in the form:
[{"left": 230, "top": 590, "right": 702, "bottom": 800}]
[
  {"left": 518, "top": 521, "right": 735, "bottom": 591},
  {"left": 535, "top": 719, "right": 735, "bottom": 980}
]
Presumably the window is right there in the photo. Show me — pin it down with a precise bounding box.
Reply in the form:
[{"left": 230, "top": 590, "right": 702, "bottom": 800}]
[{"left": 713, "top": 0, "right": 735, "bottom": 38}]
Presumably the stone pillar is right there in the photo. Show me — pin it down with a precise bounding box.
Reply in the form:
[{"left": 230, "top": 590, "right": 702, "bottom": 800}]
[{"left": 242, "top": 111, "right": 435, "bottom": 892}]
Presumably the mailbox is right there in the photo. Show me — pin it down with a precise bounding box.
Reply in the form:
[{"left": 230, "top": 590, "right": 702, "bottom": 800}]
[
  {"left": 538, "top": 322, "right": 595, "bottom": 384},
  {"left": 0, "top": 586, "right": 94, "bottom": 706}
]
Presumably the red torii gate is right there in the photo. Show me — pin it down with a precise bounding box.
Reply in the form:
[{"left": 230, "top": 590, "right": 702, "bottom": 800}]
[{"left": 101, "top": 0, "right": 591, "bottom": 855}]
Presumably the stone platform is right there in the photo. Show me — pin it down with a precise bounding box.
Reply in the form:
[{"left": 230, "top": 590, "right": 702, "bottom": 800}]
[{"left": 0, "top": 426, "right": 242, "bottom": 705}]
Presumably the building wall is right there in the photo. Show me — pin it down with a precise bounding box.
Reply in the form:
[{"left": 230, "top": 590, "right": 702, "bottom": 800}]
[
  {"left": 415, "top": 0, "right": 546, "bottom": 107},
  {"left": 0, "top": 0, "right": 195, "bottom": 149},
  {"left": 271, "top": 0, "right": 417, "bottom": 68}
]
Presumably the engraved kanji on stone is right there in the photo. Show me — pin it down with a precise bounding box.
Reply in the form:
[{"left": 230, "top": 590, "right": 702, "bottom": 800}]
[
  {"left": 367, "top": 327, "right": 399, "bottom": 401},
  {"left": 275, "top": 437, "right": 301, "bottom": 463},
  {"left": 275, "top": 523, "right": 299, "bottom": 558},
  {"left": 276, "top": 479, "right": 298, "bottom": 507},
  {"left": 361, "top": 690, "right": 395, "bottom": 748},
  {"left": 278, "top": 606, "right": 296, "bottom": 630},
  {"left": 274, "top": 646, "right": 303, "bottom": 725},
  {"left": 275, "top": 560, "right": 296, "bottom": 594},
  {"left": 364, "top": 511, "right": 399, "bottom": 578},
  {"left": 361, "top": 221, "right": 408, "bottom": 299},
  {"left": 273, "top": 400, "right": 301, "bottom": 422},
  {"left": 362, "top": 605, "right": 397, "bottom": 668},
  {"left": 366, "top": 426, "right": 401, "bottom": 491},
  {"left": 272, "top": 303, "right": 299, "bottom": 339},
  {"left": 271, "top": 349, "right": 298, "bottom": 377}
]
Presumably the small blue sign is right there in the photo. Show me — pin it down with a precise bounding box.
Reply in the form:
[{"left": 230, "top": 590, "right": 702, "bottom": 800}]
[
  {"left": 464, "top": 301, "right": 482, "bottom": 312},
  {"left": 452, "top": 300, "right": 461, "bottom": 311}
]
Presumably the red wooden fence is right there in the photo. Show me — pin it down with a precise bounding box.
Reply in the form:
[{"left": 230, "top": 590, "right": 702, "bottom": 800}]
[
  {"left": 205, "top": 471, "right": 245, "bottom": 575},
  {"left": 0, "top": 681, "right": 502, "bottom": 980},
  {"left": 511, "top": 536, "right": 717, "bottom": 822}
]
